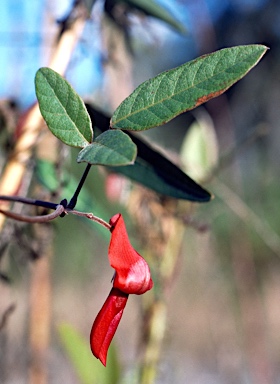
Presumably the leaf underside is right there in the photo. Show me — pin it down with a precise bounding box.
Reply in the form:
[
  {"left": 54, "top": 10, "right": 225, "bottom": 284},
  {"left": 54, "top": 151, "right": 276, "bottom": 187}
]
[
  {"left": 110, "top": 133, "right": 212, "bottom": 202},
  {"left": 35, "top": 67, "right": 93, "bottom": 148},
  {"left": 87, "top": 105, "right": 212, "bottom": 202},
  {"left": 110, "top": 45, "right": 268, "bottom": 131}
]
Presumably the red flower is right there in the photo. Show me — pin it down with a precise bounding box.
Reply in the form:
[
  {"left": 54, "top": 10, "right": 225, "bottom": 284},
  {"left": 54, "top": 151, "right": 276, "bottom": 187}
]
[
  {"left": 90, "top": 288, "right": 128, "bottom": 366},
  {"left": 90, "top": 213, "right": 153, "bottom": 366},
  {"left": 109, "top": 213, "right": 153, "bottom": 295}
]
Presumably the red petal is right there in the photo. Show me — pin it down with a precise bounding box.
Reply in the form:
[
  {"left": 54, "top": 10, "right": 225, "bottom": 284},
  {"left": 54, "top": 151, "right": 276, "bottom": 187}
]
[
  {"left": 90, "top": 287, "right": 128, "bottom": 366},
  {"left": 109, "top": 214, "right": 153, "bottom": 294}
]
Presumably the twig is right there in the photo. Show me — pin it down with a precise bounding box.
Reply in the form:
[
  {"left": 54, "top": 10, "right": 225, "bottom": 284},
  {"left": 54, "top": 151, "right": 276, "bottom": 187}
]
[
  {"left": 0, "top": 200, "right": 112, "bottom": 230},
  {"left": 0, "top": 195, "right": 59, "bottom": 210},
  {"left": 205, "top": 123, "right": 269, "bottom": 184},
  {"left": 0, "top": 303, "right": 16, "bottom": 331},
  {"left": 214, "top": 178, "right": 280, "bottom": 256},
  {"left": 67, "top": 209, "right": 111, "bottom": 230},
  {"left": 0, "top": 205, "right": 64, "bottom": 223}
]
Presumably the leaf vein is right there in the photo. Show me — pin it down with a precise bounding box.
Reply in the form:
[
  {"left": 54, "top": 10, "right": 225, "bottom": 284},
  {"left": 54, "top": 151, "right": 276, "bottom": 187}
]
[{"left": 114, "top": 56, "right": 251, "bottom": 126}]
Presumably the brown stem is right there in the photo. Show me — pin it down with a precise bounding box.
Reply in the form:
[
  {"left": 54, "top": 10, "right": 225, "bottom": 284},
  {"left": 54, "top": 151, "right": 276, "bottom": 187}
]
[
  {"left": 0, "top": 303, "right": 16, "bottom": 332},
  {"left": 0, "top": 205, "right": 64, "bottom": 223},
  {"left": 67, "top": 209, "right": 111, "bottom": 230},
  {"left": 0, "top": 203, "right": 112, "bottom": 231},
  {"left": 28, "top": 224, "right": 53, "bottom": 384}
]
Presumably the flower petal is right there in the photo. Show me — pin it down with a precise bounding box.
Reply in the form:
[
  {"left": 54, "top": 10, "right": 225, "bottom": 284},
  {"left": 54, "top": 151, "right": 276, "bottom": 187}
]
[
  {"left": 90, "top": 287, "right": 128, "bottom": 366},
  {"left": 109, "top": 213, "right": 153, "bottom": 294}
]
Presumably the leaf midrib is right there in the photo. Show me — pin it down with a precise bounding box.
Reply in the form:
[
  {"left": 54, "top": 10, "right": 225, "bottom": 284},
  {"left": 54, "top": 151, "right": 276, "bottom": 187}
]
[
  {"left": 93, "top": 141, "right": 132, "bottom": 161},
  {"left": 112, "top": 51, "right": 257, "bottom": 125},
  {"left": 41, "top": 73, "right": 88, "bottom": 143}
]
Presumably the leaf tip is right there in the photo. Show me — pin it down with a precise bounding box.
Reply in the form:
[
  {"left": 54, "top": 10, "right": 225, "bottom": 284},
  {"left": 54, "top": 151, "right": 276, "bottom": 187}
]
[
  {"left": 109, "top": 118, "right": 114, "bottom": 129},
  {"left": 255, "top": 44, "right": 270, "bottom": 59}
]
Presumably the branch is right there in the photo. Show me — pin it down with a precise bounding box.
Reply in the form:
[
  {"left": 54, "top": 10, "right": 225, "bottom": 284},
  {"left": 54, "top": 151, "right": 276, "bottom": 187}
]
[
  {"left": 0, "top": 199, "right": 112, "bottom": 230},
  {"left": 0, "top": 303, "right": 16, "bottom": 331},
  {"left": 0, "top": 195, "right": 58, "bottom": 210},
  {"left": 0, "top": 204, "right": 65, "bottom": 223},
  {"left": 67, "top": 209, "right": 111, "bottom": 230},
  {"left": 214, "top": 178, "right": 280, "bottom": 256}
]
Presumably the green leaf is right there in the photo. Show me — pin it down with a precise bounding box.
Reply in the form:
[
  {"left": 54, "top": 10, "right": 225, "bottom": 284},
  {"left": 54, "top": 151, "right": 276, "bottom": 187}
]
[
  {"left": 111, "top": 45, "right": 268, "bottom": 131},
  {"left": 77, "top": 130, "right": 137, "bottom": 166},
  {"left": 35, "top": 67, "right": 93, "bottom": 147},
  {"left": 58, "top": 323, "right": 120, "bottom": 384},
  {"left": 180, "top": 112, "right": 219, "bottom": 181},
  {"left": 122, "top": 0, "right": 186, "bottom": 34},
  {"left": 108, "top": 133, "right": 212, "bottom": 202},
  {"left": 87, "top": 104, "right": 212, "bottom": 202}
]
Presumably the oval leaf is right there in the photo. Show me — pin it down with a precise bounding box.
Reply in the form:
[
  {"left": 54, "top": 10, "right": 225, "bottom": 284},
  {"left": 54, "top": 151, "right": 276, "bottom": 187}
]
[
  {"left": 110, "top": 45, "right": 268, "bottom": 131},
  {"left": 87, "top": 104, "right": 212, "bottom": 202},
  {"left": 35, "top": 67, "right": 93, "bottom": 147},
  {"left": 77, "top": 130, "right": 137, "bottom": 166}
]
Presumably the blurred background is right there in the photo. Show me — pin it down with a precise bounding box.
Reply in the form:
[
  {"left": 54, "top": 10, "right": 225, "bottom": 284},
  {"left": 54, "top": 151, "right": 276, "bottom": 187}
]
[{"left": 0, "top": 0, "right": 280, "bottom": 383}]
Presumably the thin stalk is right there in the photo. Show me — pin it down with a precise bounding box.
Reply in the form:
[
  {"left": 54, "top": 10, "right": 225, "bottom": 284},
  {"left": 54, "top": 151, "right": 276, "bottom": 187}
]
[
  {"left": 0, "top": 304, "right": 16, "bottom": 331},
  {"left": 68, "top": 209, "right": 111, "bottom": 230},
  {"left": 0, "top": 195, "right": 59, "bottom": 210},
  {"left": 67, "top": 163, "right": 92, "bottom": 209},
  {"left": 0, "top": 202, "right": 112, "bottom": 230},
  {"left": 0, "top": 205, "right": 64, "bottom": 223}
]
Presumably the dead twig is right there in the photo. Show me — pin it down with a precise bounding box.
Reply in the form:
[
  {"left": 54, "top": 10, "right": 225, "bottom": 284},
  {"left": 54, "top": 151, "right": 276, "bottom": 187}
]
[{"left": 0, "top": 303, "right": 16, "bottom": 332}]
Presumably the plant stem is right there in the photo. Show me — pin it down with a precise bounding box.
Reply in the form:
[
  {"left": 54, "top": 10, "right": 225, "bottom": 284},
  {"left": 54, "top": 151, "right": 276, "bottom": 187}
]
[
  {"left": 0, "top": 205, "right": 64, "bottom": 223},
  {"left": 0, "top": 201, "right": 112, "bottom": 230},
  {"left": 68, "top": 209, "right": 111, "bottom": 230},
  {"left": 0, "top": 304, "right": 16, "bottom": 331},
  {"left": 67, "top": 163, "right": 92, "bottom": 210},
  {"left": 0, "top": 195, "right": 59, "bottom": 210}
]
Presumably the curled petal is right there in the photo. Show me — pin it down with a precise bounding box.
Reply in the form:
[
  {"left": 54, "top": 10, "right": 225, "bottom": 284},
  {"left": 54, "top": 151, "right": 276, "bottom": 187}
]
[
  {"left": 90, "top": 287, "right": 128, "bottom": 366},
  {"left": 109, "top": 213, "right": 153, "bottom": 294}
]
